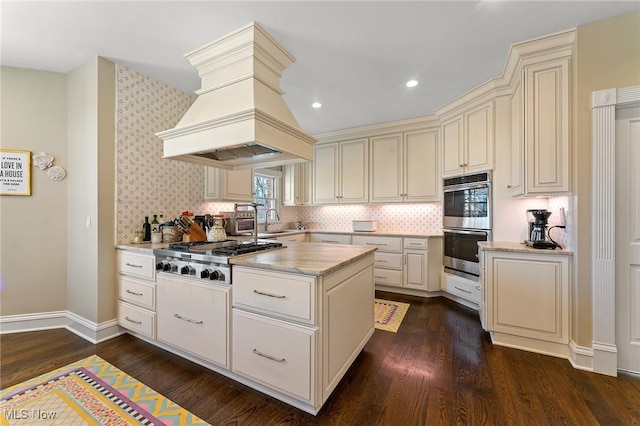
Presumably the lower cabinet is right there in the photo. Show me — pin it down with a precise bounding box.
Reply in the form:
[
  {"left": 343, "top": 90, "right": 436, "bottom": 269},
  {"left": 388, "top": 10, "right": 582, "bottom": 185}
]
[
  {"left": 117, "top": 250, "right": 156, "bottom": 339},
  {"left": 232, "top": 309, "right": 316, "bottom": 403},
  {"left": 156, "top": 274, "right": 230, "bottom": 368},
  {"left": 483, "top": 249, "right": 570, "bottom": 346}
]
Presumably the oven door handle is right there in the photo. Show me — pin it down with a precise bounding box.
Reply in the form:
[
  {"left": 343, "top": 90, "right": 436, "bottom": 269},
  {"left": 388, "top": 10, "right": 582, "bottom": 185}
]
[
  {"left": 444, "top": 229, "right": 488, "bottom": 236},
  {"left": 443, "top": 183, "right": 489, "bottom": 192}
]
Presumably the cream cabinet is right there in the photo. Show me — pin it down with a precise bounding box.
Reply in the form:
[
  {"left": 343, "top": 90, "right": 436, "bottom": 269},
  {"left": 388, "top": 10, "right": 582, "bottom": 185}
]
[
  {"left": 156, "top": 274, "right": 230, "bottom": 369},
  {"left": 283, "top": 162, "right": 312, "bottom": 206},
  {"left": 442, "top": 100, "right": 494, "bottom": 178},
  {"left": 352, "top": 235, "right": 403, "bottom": 287},
  {"left": 369, "top": 129, "right": 440, "bottom": 203},
  {"left": 483, "top": 250, "right": 570, "bottom": 346},
  {"left": 204, "top": 167, "right": 254, "bottom": 202},
  {"left": 275, "top": 232, "right": 307, "bottom": 242},
  {"left": 312, "top": 139, "right": 368, "bottom": 204},
  {"left": 308, "top": 233, "right": 352, "bottom": 245},
  {"left": 507, "top": 35, "right": 572, "bottom": 196},
  {"left": 231, "top": 257, "right": 374, "bottom": 413},
  {"left": 117, "top": 250, "right": 156, "bottom": 339}
]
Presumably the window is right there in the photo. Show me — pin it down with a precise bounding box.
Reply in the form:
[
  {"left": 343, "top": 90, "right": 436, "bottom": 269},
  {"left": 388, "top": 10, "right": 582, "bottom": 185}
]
[{"left": 253, "top": 169, "right": 280, "bottom": 222}]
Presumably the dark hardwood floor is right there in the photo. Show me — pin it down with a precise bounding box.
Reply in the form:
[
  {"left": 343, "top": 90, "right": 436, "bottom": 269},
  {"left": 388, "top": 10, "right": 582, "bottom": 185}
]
[{"left": 2, "top": 291, "right": 639, "bottom": 425}]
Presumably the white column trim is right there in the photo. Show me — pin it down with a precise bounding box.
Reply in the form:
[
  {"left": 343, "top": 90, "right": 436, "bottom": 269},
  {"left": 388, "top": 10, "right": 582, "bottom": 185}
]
[{"left": 591, "top": 85, "right": 640, "bottom": 376}]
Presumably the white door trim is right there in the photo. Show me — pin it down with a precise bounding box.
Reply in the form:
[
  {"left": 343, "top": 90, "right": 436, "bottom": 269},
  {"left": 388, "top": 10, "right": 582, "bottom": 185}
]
[{"left": 591, "top": 85, "right": 640, "bottom": 376}]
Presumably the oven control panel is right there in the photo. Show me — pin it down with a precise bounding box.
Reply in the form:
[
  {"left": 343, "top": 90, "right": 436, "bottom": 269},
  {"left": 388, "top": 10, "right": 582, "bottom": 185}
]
[{"left": 156, "top": 257, "right": 230, "bottom": 285}]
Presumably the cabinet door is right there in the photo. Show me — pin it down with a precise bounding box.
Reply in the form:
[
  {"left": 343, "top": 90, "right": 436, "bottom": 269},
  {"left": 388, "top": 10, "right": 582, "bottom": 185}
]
[
  {"left": 223, "top": 169, "right": 254, "bottom": 202},
  {"left": 405, "top": 129, "right": 440, "bottom": 202},
  {"left": 339, "top": 139, "right": 369, "bottom": 203},
  {"left": 204, "top": 167, "right": 221, "bottom": 200},
  {"left": 525, "top": 58, "right": 570, "bottom": 194},
  {"left": 157, "top": 275, "right": 230, "bottom": 368},
  {"left": 465, "top": 100, "right": 494, "bottom": 174},
  {"left": 282, "top": 164, "right": 296, "bottom": 206},
  {"left": 404, "top": 250, "right": 428, "bottom": 291},
  {"left": 509, "top": 79, "right": 525, "bottom": 196},
  {"left": 369, "top": 134, "right": 403, "bottom": 203},
  {"left": 485, "top": 252, "right": 569, "bottom": 344},
  {"left": 442, "top": 116, "right": 464, "bottom": 177},
  {"left": 313, "top": 143, "right": 339, "bottom": 204},
  {"left": 300, "top": 162, "right": 312, "bottom": 205}
]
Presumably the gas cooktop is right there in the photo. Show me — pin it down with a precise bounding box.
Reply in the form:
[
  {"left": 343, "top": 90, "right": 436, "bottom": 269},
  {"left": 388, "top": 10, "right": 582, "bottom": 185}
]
[{"left": 167, "top": 240, "right": 283, "bottom": 256}]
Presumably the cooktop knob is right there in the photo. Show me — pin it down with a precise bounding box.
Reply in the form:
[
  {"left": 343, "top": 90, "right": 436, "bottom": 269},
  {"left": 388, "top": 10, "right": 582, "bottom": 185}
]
[
  {"left": 209, "top": 270, "right": 220, "bottom": 281},
  {"left": 162, "top": 262, "right": 175, "bottom": 272},
  {"left": 180, "top": 265, "right": 194, "bottom": 275},
  {"left": 156, "top": 261, "right": 164, "bottom": 270},
  {"left": 200, "top": 268, "right": 220, "bottom": 280}
]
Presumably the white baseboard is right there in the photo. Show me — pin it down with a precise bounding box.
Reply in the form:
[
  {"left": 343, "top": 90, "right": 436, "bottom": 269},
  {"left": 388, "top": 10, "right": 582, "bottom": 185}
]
[
  {"left": 568, "top": 340, "right": 594, "bottom": 372},
  {"left": 0, "top": 311, "right": 124, "bottom": 344}
]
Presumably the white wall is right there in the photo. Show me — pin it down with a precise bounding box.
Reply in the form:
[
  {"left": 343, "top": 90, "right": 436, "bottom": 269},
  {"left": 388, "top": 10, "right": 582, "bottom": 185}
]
[{"left": 0, "top": 67, "right": 68, "bottom": 316}]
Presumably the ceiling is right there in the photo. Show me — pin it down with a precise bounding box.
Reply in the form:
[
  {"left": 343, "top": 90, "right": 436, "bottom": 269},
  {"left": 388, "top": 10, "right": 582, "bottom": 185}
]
[{"left": 2, "top": 1, "right": 638, "bottom": 135}]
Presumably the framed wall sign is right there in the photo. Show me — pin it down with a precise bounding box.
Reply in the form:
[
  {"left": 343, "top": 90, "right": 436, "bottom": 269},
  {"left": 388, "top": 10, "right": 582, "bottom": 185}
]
[{"left": 1, "top": 149, "right": 31, "bottom": 196}]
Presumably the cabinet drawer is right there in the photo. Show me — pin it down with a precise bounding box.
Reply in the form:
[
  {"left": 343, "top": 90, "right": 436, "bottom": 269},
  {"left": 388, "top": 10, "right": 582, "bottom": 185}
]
[
  {"left": 441, "top": 274, "right": 480, "bottom": 303},
  {"left": 118, "top": 251, "right": 155, "bottom": 280},
  {"left": 232, "top": 309, "right": 315, "bottom": 403},
  {"left": 352, "top": 236, "right": 402, "bottom": 253},
  {"left": 118, "top": 301, "right": 155, "bottom": 338},
  {"left": 119, "top": 276, "right": 155, "bottom": 310},
  {"left": 276, "top": 233, "right": 307, "bottom": 242},
  {"left": 157, "top": 275, "right": 230, "bottom": 368},
  {"left": 233, "top": 267, "right": 315, "bottom": 324},
  {"left": 374, "top": 252, "right": 403, "bottom": 270},
  {"left": 404, "top": 238, "right": 428, "bottom": 250},
  {"left": 308, "top": 233, "right": 351, "bottom": 244},
  {"left": 374, "top": 268, "right": 403, "bottom": 287}
]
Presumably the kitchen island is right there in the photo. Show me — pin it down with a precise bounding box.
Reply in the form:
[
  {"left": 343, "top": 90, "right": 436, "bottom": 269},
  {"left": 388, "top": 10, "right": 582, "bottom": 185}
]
[{"left": 116, "top": 241, "right": 376, "bottom": 415}]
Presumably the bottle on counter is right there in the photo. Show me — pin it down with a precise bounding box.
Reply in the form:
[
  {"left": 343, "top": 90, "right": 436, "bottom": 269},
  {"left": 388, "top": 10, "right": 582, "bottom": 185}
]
[
  {"left": 151, "top": 214, "right": 162, "bottom": 243},
  {"left": 143, "top": 216, "right": 151, "bottom": 242}
]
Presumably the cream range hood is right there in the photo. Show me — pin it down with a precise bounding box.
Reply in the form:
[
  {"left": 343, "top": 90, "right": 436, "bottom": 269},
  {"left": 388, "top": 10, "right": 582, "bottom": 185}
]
[{"left": 156, "top": 22, "right": 316, "bottom": 170}]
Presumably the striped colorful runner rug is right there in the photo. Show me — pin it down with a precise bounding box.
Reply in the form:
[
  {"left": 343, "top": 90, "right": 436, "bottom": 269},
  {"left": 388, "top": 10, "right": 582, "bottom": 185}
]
[
  {"left": 0, "top": 354, "right": 209, "bottom": 425},
  {"left": 374, "top": 299, "right": 410, "bottom": 333}
]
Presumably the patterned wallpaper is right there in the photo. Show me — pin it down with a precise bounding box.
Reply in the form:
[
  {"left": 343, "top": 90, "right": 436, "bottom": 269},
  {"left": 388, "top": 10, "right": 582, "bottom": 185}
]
[{"left": 116, "top": 66, "right": 201, "bottom": 243}]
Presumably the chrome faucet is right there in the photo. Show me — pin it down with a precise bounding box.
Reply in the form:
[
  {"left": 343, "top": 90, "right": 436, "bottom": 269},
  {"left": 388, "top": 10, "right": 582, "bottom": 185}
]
[
  {"left": 264, "top": 208, "right": 280, "bottom": 232},
  {"left": 234, "top": 203, "right": 261, "bottom": 245}
]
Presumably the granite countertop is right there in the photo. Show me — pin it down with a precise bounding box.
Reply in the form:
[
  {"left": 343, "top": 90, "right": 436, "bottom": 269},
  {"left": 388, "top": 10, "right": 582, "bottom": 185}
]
[
  {"left": 478, "top": 241, "right": 573, "bottom": 256},
  {"left": 229, "top": 241, "right": 377, "bottom": 276}
]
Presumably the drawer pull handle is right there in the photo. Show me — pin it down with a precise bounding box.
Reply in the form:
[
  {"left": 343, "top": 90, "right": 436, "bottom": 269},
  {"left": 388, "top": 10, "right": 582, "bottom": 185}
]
[
  {"left": 174, "top": 313, "right": 204, "bottom": 325},
  {"left": 366, "top": 242, "right": 387, "bottom": 246},
  {"left": 377, "top": 259, "right": 387, "bottom": 263},
  {"left": 253, "top": 289, "right": 286, "bottom": 299},
  {"left": 126, "top": 289, "right": 143, "bottom": 296},
  {"left": 374, "top": 275, "right": 387, "bottom": 279},
  {"left": 454, "top": 286, "right": 472, "bottom": 294},
  {"left": 321, "top": 240, "right": 339, "bottom": 243},
  {"left": 124, "top": 316, "right": 142, "bottom": 325},
  {"left": 409, "top": 243, "right": 422, "bottom": 246},
  {"left": 125, "top": 263, "right": 143, "bottom": 268},
  {"left": 252, "top": 348, "right": 286, "bottom": 363}
]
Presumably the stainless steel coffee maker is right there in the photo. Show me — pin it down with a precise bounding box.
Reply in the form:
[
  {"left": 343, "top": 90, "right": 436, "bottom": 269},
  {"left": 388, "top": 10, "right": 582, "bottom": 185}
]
[{"left": 525, "top": 209, "right": 560, "bottom": 249}]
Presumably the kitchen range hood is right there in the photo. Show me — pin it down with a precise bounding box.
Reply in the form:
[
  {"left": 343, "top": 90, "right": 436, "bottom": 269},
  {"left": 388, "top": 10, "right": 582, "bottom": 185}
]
[{"left": 156, "top": 22, "right": 316, "bottom": 170}]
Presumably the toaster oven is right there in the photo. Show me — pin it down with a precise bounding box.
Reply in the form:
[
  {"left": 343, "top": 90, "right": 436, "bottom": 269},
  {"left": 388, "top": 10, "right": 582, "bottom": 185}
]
[{"left": 220, "top": 211, "right": 256, "bottom": 235}]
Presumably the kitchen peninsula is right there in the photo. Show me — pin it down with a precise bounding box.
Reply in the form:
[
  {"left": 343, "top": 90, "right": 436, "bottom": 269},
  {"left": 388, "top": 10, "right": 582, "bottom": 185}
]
[{"left": 116, "top": 241, "right": 376, "bottom": 414}]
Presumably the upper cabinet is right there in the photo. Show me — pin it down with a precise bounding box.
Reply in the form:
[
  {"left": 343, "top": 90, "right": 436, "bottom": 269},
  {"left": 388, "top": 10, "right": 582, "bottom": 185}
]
[
  {"left": 507, "top": 31, "right": 574, "bottom": 197},
  {"left": 369, "top": 128, "right": 440, "bottom": 203},
  {"left": 282, "top": 162, "right": 312, "bottom": 206},
  {"left": 442, "top": 100, "right": 494, "bottom": 178},
  {"left": 312, "top": 139, "right": 368, "bottom": 204},
  {"left": 204, "top": 167, "right": 254, "bottom": 202}
]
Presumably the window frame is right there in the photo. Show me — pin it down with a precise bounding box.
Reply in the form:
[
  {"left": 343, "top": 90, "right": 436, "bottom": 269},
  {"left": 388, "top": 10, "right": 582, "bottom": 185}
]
[{"left": 253, "top": 168, "right": 281, "bottom": 222}]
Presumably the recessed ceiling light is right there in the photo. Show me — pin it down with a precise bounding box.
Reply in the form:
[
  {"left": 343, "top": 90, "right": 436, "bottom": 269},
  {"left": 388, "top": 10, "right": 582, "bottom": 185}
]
[
  {"left": 406, "top": 80, "right": 418, "bottom": 88},
  {"left": 312, "top": 102, "right": 322, "bottom": 108}
]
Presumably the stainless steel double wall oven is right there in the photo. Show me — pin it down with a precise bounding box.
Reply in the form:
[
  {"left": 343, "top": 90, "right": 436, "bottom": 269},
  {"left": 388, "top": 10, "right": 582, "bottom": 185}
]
[{"left": 442, "top": 172, "right": 492, "bottom": 281}]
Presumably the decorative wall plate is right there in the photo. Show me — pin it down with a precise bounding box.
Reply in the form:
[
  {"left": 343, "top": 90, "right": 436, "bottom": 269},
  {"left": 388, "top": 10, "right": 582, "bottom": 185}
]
[
  {"left": 32, "top": 152, "right": 54, "bottom": 170},
  {"left": 47, "top": 165, "right": 66, "bottom": 181}
]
